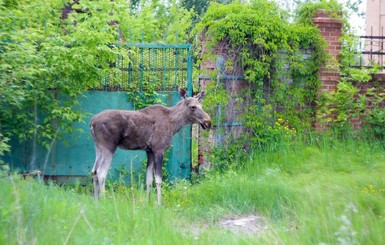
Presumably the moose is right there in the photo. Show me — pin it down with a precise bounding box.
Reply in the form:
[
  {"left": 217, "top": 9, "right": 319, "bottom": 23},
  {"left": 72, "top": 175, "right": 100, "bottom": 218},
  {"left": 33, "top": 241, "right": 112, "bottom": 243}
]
[{"left": 90, "top": 88, "right": 211, "bottom": 205}]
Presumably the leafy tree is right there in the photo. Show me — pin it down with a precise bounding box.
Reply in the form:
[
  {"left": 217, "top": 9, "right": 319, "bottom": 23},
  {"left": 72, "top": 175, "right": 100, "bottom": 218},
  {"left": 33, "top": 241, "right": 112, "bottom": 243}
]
[
  {"left": 181, "top": 0, "right": 210, "bottom": 19},
  {"left": 1, "top": 0, "right": 120, "bottom": 154},
  {"left": 0, "top": 0, "right": 193, "bottom": 165},
  {"left": 118, "top": 0, "right": 193, "bottom": 43}
]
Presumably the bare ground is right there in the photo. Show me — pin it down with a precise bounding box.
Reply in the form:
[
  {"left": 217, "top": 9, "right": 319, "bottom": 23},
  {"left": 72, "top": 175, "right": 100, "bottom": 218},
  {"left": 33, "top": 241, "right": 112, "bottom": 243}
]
[
  {"left": 182, "top": 214, "right": 268, "bottom": 238},
  {"left": 218, "top": 214, "right": 268, "bottom": 235}
]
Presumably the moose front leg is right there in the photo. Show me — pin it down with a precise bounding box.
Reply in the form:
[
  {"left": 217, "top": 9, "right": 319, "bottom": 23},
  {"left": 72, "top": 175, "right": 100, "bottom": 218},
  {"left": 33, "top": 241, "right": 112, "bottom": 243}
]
[{"left": 154, "top": 153, "right": 164, "bottom": 205}]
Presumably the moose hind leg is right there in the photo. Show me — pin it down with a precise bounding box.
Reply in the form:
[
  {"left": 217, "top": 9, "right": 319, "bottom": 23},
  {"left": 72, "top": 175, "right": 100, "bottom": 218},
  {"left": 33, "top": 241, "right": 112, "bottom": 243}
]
[
  {"left": 92, "top": 145, "right": 103, "bottom": 199},
  {"left": 154, "top": 153, "right": 164, "bottom": 205},
  {"left": 146, "top": 151, "right": 155, "bottom": 201},
  {"left": 93, "top": 172, "right": 99, "bottom": 199},
  {"left": 92, "top": 146, "right": 115, "bottom": 199},
  {"left": 97, "top": 148, "right": 114, "bottom": 197}
]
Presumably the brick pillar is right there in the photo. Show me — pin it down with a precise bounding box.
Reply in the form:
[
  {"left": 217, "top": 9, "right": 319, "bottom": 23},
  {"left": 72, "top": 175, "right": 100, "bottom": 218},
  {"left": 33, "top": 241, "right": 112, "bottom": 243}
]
[{"left": 312, "top": 9, "right": 342, "bottom": 130}]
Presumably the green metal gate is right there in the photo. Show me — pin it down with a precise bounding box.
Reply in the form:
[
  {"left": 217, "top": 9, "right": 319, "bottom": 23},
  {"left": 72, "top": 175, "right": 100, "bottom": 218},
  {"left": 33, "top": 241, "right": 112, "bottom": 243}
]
[
  {"left": 5, "top": 43, "right": 193, "bottom": 184},
  {"left": 100, "top": 43, "right": 192, "bottom": 93}
]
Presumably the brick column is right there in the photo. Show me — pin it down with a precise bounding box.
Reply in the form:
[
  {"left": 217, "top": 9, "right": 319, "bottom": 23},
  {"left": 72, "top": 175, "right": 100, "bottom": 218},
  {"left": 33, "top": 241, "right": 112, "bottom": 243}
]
[{"left": 312, "top": 10, "right": 342, "bottom": 130}]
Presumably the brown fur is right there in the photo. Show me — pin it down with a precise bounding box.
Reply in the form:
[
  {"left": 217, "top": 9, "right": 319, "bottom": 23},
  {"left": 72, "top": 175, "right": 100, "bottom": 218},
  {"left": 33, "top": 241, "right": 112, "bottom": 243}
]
[{"left": 90, "top": 88, "right": 211, "bottom": 204}]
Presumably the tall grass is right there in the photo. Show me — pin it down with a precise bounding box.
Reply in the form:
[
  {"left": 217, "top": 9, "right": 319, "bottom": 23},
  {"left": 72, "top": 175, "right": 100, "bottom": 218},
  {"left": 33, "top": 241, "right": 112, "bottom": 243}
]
[{"left": 1, "top": 134, "right": 384, "bottom": 244}]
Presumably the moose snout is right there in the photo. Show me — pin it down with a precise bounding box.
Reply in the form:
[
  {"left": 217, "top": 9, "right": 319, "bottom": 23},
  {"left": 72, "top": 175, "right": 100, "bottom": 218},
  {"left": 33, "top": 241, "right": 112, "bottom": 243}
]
[
  {"left": 204, "top": 119, "right": 211, "bottom": 129},
  {"left": 200, "top": 113, "right": 211, "bottom": 129}
]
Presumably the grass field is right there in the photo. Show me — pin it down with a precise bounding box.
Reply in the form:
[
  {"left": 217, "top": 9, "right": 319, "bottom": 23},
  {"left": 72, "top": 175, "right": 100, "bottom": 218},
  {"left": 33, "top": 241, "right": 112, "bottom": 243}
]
[{"left": 1, "top": 136, "right": 384, "bottom": 244}]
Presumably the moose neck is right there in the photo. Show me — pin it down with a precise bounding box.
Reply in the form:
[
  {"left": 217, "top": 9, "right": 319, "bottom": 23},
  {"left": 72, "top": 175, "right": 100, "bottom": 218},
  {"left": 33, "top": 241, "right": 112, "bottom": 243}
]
[{"left": 169, "top": 101, "right": 190, "bottom": 134}]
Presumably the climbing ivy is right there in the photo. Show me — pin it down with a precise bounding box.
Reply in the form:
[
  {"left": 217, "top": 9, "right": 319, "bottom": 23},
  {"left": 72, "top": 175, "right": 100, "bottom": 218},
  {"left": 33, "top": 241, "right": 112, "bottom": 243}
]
[{"left": 193, "top": 1, "right": 327, "bottom": 145}]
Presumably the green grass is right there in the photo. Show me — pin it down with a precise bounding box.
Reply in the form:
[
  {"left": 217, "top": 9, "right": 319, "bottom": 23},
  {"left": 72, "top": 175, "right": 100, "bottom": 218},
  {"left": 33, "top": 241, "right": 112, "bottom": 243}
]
[{"left": 1, "top": 136, "right": 385, "bottom": 244}]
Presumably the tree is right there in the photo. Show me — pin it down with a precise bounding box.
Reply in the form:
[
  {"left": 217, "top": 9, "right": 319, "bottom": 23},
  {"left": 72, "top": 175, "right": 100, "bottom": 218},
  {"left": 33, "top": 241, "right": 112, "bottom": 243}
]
[{"left": 0, "top": 0, "right": 193, "bottom": 164}]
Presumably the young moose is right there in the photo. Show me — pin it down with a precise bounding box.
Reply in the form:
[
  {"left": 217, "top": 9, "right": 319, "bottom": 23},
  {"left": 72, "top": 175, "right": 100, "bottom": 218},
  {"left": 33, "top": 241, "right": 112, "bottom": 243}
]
[{"left": 90, "top": 88, "right": 211, "bottom": 205}]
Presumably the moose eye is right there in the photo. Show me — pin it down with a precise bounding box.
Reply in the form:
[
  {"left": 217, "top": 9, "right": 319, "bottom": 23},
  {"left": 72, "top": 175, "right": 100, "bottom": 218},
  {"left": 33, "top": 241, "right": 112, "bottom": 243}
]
[{"left": 190, "top": 106, "right": 196, "bottom": 111}]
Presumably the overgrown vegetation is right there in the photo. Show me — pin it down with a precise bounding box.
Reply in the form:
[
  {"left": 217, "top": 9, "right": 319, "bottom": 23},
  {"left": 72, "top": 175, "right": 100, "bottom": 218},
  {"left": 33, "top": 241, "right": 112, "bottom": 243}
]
[
  {"left": 294, "top": 0, "right": 343, "bottom": 25},
  {"left": 1, "top": 135, "right": 384, "bottom": 244},
  {"left": 193, "top": 0, "right": 385, "bottom": 171},
  {"left": 0, "top": 0, "right": 193, "bottom": 163},
  {"left": 193, "top": 0, "right": 328, "bottom": 148},
  {"left": 311, "top": 1, "right": 385, "bottom": 136},
  {"left": 317, "top": 33, "right": 385, "bottom": 135}
]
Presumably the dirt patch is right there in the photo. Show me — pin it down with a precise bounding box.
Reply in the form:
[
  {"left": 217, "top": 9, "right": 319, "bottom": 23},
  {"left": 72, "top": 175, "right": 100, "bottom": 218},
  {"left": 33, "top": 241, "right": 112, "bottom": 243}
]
[
  {"left": 218, "top": 215, "right": 268, "bottom": 235},
  {"left": 180, "top": 214, "right": 268, "bottom": 239}
]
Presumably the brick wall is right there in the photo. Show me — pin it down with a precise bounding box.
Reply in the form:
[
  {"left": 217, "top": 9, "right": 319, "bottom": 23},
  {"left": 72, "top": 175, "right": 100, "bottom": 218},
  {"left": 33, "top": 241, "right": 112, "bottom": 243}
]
[
  {"left": 312, "top": 10, "right": 385, "bottom": 130},
  {"left": 312, "top": 10, "right": 342, "bottom": 130},
  {"left": 351, "top": 73, "right": 385, "bottom": 129}
]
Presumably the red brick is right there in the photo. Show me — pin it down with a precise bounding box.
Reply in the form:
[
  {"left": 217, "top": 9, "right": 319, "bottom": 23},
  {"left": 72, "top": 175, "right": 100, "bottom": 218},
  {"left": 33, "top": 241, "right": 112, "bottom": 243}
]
[
  {"left": 330, "top": 41, "right": 341, "bottom": 46},
  {"left": 324, "top": 36, "right": 338, "bottom": 42}
]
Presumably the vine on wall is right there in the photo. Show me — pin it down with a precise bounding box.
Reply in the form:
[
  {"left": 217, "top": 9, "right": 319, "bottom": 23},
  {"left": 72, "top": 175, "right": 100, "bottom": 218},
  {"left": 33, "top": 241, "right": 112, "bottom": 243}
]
[
  {"left": 195, "top": 0, "right": 385, "bottom": 156},
  {"left": 193, "top": 1, "right": 328, "bottom": 147},
  {"left": 308, "top": 1, "right": 385, "bottom": 137}
]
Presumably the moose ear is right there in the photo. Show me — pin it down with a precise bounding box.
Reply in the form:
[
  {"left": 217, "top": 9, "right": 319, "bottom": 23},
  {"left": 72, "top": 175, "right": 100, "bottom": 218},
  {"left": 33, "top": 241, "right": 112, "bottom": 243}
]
[
  {"left": 178, "top": 88, "right": 188, "bottom": 100},
  {"left": 196, "top": 90, "right": 206, "bottom": 102}
]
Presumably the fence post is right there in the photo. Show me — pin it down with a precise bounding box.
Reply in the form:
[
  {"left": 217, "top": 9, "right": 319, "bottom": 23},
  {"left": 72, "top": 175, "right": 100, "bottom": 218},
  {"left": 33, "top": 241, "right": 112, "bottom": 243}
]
[{"left": 312, "top": 9, "right": 342, "bottom": 130}]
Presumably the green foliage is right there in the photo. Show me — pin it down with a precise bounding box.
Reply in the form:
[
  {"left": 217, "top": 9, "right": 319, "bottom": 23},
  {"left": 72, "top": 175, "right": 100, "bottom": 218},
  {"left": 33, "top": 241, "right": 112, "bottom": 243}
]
[
  {"left": 193, "top": 1, "right": 327, "bottom": 146},
  {"left": 362, "top": 89, "right": 385, "bottom": 139},
  {"left": 181, "top": 0, "right": 232, "bottom": 25},
  {"left": 295, "top": 0, "right": 343, "bottom": 25},
  {"left": 0, "top": 0, "right": 193, "bottom": 159},
  {"left": 181, "top": 0, "right": 210, "bottom": 24},
  {"left": 0, "top": 133, "right": 10, "bottom": 166},
  {"left": 119, "top": 0, "right": 193, "bottom": 43},
  {"left": 200, "top": 80, "right": 230, "bottom": 126},
  {"left": 127, "top": 82, "right": 164, "bottom": 110},
  {"left": 317, "top": 22, "right": 385, "bottom": 135},
  {"left": 339, "top": 35, "right": 381, "bottom": 83},
  {"left": 317, "top": 81, "right": 365, "bottom": 132},
  {"left": 205, "top": 137, "right": 248, "bottom": 174},
  {"left": 0, "top": 0, "right": 120, "bottom": 151}
]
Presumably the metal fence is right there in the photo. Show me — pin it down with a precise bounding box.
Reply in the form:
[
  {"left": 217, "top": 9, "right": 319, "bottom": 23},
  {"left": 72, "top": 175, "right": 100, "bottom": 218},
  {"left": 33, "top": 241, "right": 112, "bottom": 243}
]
[
  {"left": 92, "top": 43, "right": 193, "bottom": 92},
  {"left": 352, "top": 36, "right": 385, "bottom": 68}
]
